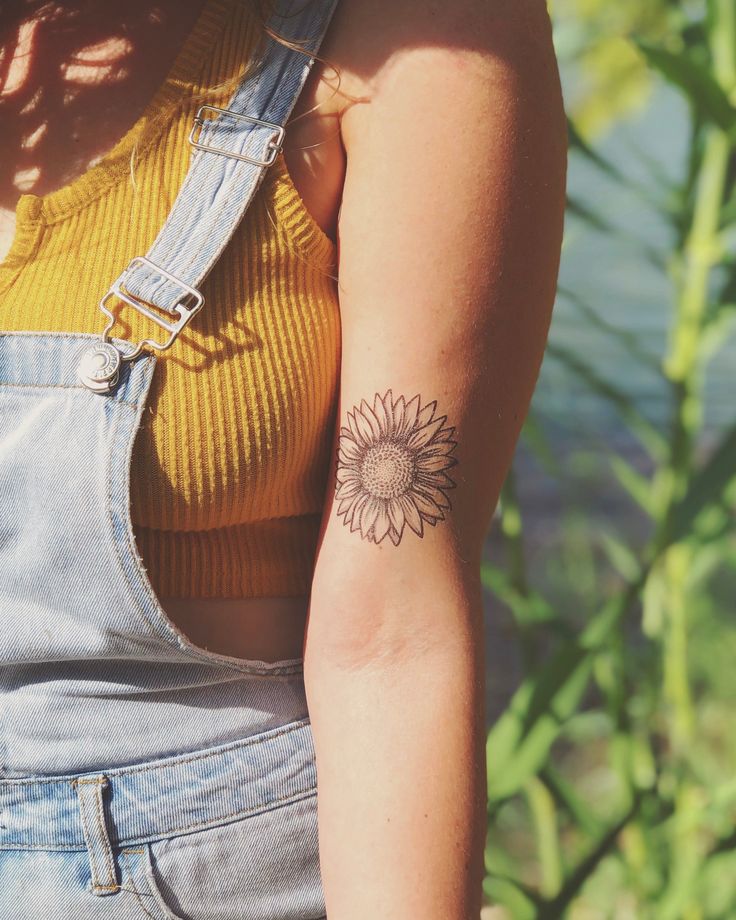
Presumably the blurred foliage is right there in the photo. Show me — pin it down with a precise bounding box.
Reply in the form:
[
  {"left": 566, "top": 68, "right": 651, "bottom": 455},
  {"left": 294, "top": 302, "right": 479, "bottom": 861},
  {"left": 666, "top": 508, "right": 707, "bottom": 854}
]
[
  {"left": 483, "top": 0, "right": 736, "bottom": 916},
  {"left": 553, "top": 0, "right": 677, "bottom": 138}
]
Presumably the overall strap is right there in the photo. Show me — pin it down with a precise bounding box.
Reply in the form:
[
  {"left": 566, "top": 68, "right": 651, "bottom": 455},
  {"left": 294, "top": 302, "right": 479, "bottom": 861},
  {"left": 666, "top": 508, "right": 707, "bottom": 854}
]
[{"left": 95, "top": 0, "right": 338, "bottom": 367}]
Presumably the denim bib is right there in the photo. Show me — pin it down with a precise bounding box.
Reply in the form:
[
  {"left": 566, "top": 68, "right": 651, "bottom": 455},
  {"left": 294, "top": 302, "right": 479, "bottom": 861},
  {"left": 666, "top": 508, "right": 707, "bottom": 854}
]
[{"left": 0, "top": 3, "right": 337, "bottom": 917}]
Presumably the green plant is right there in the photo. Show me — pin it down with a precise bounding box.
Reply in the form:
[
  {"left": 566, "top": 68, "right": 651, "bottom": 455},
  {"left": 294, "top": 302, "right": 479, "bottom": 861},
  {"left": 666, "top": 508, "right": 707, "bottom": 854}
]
[{"left": 483, "top": 1, "right": 736, "bottom": 915}]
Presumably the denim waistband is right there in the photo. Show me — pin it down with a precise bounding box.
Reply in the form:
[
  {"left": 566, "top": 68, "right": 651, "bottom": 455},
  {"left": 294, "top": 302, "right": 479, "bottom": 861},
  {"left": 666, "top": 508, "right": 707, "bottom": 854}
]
[{"left": 0, "top": 719, "right": 316, "bottom": 851}]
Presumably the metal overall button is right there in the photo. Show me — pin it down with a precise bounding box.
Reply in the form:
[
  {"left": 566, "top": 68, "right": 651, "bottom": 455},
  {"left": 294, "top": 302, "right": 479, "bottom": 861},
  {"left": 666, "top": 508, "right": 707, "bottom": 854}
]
[{"left": 76, "top": 341, "right": 122, "bottom": 394}]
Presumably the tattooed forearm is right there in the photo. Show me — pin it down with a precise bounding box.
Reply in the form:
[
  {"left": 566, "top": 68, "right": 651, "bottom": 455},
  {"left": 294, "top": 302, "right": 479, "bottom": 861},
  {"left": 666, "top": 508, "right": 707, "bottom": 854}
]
[{"left": 334, "top": 389, "right": 458, "bottom": 545}]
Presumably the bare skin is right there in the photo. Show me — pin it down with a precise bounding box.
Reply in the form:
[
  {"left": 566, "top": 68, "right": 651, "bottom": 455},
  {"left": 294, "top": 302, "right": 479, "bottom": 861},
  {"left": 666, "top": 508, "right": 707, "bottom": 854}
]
[
  {"left": 0, "top": 0, "right": 347, "bottom": 664},
  {"left": 2, "top": 1, "right": 566, "bottom": 914}
]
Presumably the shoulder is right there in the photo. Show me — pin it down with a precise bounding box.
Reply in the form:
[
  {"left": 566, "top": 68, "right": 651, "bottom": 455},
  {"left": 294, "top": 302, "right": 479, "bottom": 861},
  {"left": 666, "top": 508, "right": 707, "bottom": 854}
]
[{"left": 318, "top": 0, "right": 560, "bottom": 122}]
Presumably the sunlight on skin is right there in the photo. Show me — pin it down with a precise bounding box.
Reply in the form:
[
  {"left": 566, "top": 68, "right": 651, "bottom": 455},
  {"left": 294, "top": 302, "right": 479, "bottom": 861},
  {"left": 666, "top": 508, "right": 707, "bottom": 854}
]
[
  {"left": 0, "top": 4, "right": 190, "bottom": 263},
  {"left": 2, "top": 21, "right": 133, "bottom": 194},
  {"left": 12, "top": 167, "right": 40, "bottom": 191},
  {"left": 1, "top": 22, "right": 132, "bottom": 96},
  {"left": 0, "top": 19, "right": 38, "bottom": 97},
  {"left": 20, "top": 87, "right": 43, "bottom": 114},
  {"left": 22, "top": 121, "right": 47, "bottom": 149},
  {"left": 62, "top": 37, "right": 133, "bottom": 85}
]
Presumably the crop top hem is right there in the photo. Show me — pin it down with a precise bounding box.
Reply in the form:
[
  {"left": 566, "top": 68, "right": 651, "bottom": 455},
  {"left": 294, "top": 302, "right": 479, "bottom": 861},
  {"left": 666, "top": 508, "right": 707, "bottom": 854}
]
[{"left": 132, "top": 513, "right": 322, "bottom": 598}]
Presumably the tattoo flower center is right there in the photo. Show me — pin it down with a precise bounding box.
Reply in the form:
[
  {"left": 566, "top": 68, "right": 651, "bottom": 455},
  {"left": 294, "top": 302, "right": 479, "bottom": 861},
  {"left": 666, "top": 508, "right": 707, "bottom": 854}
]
[
  {"left": 334, "top": 389, "right": 458, "bottom": 545},
  {"left": 360, "top": 441, "right": 415, "bottom": 500}
]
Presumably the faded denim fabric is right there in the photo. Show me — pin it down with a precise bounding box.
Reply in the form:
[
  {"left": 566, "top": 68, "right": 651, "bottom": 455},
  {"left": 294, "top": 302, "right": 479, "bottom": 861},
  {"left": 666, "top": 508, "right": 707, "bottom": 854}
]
[
  {"left": 0, "top": 0, "right": 340, "bottom": 913},
  {"left": 0, "top": 332, "right": 325, "bottom": 919}
]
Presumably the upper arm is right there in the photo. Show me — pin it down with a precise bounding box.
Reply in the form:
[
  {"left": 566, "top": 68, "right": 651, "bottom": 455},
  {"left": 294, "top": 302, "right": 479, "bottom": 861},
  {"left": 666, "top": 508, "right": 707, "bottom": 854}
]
[{"left": 306, "top": 0, "right": 566, "bottom": 649}]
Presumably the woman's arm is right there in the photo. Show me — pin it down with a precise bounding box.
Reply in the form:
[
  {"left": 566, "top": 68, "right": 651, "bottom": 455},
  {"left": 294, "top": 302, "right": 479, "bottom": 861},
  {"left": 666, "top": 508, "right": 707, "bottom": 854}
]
[{"left": 304, "top": 1, "right": 566, "bottom": 916}]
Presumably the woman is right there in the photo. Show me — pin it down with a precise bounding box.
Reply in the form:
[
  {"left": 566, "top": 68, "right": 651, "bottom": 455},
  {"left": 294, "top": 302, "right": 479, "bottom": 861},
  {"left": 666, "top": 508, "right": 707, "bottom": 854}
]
[{"left": 0, "top": 0, "right": 566, "bottom": 917}]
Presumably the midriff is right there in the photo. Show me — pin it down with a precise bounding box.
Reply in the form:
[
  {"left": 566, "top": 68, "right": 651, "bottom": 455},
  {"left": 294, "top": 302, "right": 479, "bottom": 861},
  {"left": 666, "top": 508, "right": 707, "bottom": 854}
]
[{"left": 160, "top": 595, "right": 310, "bottom": 663}]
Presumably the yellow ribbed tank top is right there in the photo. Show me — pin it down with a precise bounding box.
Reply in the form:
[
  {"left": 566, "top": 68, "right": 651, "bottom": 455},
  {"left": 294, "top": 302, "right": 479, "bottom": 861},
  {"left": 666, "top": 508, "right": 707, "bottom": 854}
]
[{"left": 0, "top": 0, "right": 341, "bottom": 598}]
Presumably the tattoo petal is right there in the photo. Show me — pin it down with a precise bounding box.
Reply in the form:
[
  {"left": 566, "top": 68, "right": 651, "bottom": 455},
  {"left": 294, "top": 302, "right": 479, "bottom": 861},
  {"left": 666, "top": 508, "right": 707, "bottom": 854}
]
[
  {"left": 334, "top": 389, "right": 459, "bottom": 546},
  {"left": 360, "top": 399, "right": 384, "bottom": 441},
  {"left": 373, "top": 503, "right": 392, "bottom": 543},
  {"left": 387, "top": 498, "right": 405, "bottom": 539},
  {"left": 373, "top": 392, "right": 391, "bottom": 433},
  {"left": 398, "top": 394, "right": 421, "bottom": 437},
  {"left": 392, "top": 395, "right": 406, "bottom": 433},
  {"left": 360, "top": 496, "right": 380, "bottom": 538},
  {"left": 407, "top": 416, "right": 447, "bottom": 450},
  {"left": 338, "top": 439, "right": 363, "bottom": 463},
  {"left": 336, "top": 480, "right": 361, "bottom": 502},
  {"left": 353, "top": 410, "right": 375, "bottom": 447},
  {"left": 416, "top": 453, "right": 457, "bottom": 473},
  {"left": 337, "top": 496, "right": 356, "bottom": 515},
  {"left": 411, "top": 489, "right": 443, "bottom": 517},
  {"left": 400, "top": 494, "right": 424, "bottom": 538},
  {"left": 415, "top": 400, "right": 436, "bottom": 429}
]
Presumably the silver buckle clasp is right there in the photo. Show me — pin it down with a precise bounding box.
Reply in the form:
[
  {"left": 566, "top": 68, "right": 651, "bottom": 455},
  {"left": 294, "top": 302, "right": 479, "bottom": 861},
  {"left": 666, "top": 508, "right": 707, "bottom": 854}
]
[
  {"left": 188, "top": 104, "right": 285, "bottom": 167},
  {"left": 99, "top": 256, "right": 205, "bottom": 361}
]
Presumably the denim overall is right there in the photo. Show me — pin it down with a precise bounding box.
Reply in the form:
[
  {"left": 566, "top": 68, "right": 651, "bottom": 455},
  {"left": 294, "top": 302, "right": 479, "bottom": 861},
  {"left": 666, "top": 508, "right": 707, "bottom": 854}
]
[{"left": 0, "top": 2, "right": 337, "bottom": 917}]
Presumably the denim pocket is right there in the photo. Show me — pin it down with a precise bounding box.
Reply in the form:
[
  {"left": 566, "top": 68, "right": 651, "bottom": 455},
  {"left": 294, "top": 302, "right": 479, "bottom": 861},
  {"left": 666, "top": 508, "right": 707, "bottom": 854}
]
[{"left": 129, "top": 792, "right": 325, "bottom": 920}]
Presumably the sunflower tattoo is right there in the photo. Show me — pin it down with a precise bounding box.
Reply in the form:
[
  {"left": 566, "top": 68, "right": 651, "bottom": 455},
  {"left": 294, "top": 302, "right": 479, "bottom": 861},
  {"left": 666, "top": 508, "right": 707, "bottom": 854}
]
[{"left": 334, "top": 389, "right": 458, "bottom": 545}]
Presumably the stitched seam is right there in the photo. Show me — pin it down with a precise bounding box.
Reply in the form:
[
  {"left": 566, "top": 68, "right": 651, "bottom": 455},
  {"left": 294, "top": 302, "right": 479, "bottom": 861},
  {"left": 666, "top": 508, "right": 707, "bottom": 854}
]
[
  {"left": 132, "top": 785, "right": 317, "bottom": 837},
  {"left": 103, "top": 402, "right": 179, "bottom": 646},
  {"left": 0, "top": 380, "right": 138, "bottom": 407},
  {"left": 170, "top": 150, "right": 262, "bottom": 286},
  {"left": 0, "top": 331, "right": 98, "bottom": 341},
  {"left": 2, "top": 719, "right": 311, "bottom": 786},
  {"left": 122, "top": 849, "right": 162, "bottom": 920},
  {"left": 93, "top": 782, "right": 118, "bottom": 887},
  {"left": 76, "top": 784, "right": 104, "bottom": 889},
  {"left": 71, "top": 777, "right": 118, "bottom": 890},
  {"left": 0, "top": 787, "right": 318, "bottom": 850},
  {"left": 142, "top": 845, "right": 187, "bottom": 920}
]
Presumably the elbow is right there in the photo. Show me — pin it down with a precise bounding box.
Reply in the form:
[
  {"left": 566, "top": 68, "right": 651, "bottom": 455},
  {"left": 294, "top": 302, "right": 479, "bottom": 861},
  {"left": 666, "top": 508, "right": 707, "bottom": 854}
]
[{"left": 303, "top": 568, "right": 484, "bottom": 676}]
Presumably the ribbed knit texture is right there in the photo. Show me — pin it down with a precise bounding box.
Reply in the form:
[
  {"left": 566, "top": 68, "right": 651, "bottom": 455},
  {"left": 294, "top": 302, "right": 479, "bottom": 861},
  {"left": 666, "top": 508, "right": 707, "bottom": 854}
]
[{"left": 0, "top": 0, "right": 341, "bottom": 597}]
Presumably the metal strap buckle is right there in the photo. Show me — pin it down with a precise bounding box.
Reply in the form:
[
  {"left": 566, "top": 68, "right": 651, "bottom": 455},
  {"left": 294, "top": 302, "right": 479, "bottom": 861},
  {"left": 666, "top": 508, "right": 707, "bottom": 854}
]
[
  {"left": 99, "top": 256, "right": 205, "bottom": 361},
  {"left": 188, "top": 104, "right": 285, "bottom": 167}
]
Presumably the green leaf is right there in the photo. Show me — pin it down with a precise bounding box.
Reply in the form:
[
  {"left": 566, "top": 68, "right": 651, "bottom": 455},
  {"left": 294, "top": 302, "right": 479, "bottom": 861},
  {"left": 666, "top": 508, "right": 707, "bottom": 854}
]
[
  {"left": 538, "top": 799, "right": 641, "bottom": 919},
  {"left": 482, "top": 875, "right": 539, "bottom": 918},
  {"left": 541, "top": 763, "right": 605, "bottom": 838},
  {"left": 599, "top": 530, "right": 644, "bottom": 582},
  {"left": 487, "top": 645, "right": 593, "bottom": 801},
  {"left": 701, "top": 302, "right": 736, "bottom": 358},
  {"left": 487, "top": 585, "right": 643, "bottom": 804},
  {"left": 545, "top": 343, "right": 667, "bottom": 460},
  {"left": 566, "top": 195, "right": 618, "bottom": 235},
  {"left": 610, "top": 456, "right": 657, "bottom": 516},
  {"left": 636, "top": 41, "right": 736, "bottom": 133},
  {"left": 670, "top": 424, "right": 736, "bottom": 542},
  {"left": 525, "top": 777, "right": 563, "bottom": 897},
  {"left": 557, "top": 285, "right": 664, "bottom": 374},
  {"left": 480, "top": 563, "right": 572, "bottom": 632},
  {"left": 567, "top": 117, "right": 627, "bottom": 183}
]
